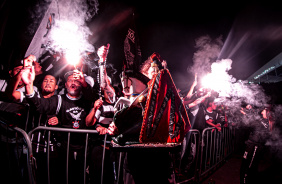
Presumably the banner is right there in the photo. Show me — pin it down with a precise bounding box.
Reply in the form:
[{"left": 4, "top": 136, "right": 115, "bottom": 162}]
[
  {"left": 140, "top": 69, "right": 191, "bottom": 143},
  {"left": 123, "top": 13, "right": 142, "bottom": 72},
  {"left": 24, "top": 0, "right": 57, "bottom": 59}
]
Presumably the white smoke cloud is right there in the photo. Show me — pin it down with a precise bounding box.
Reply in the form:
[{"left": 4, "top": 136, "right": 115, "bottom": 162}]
[
  {"left": 204, "top": 59, "right": 270, "bottom": 108},
  {"left": 188, "top": 35, "right": 223, "bottom": 78},
  {"left": 48, "top": 0, "right": 97, "bottom": 57},
  {"left": 26, "top": 0, "right": 99, "bottom": 58},
  {"left": 189, "top": 35, "right": 271, "bottom": 120},
  {"left": 27, "top": 0, "right": 53, "bottom": 36},
  {"left": 189, "top": 35, "right": 282, "bottom": 154}
]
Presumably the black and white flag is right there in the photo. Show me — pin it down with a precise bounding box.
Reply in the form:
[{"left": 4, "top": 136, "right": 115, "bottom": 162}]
[{"left": 123, "top": 13, "right": 142, "bottom": 72}]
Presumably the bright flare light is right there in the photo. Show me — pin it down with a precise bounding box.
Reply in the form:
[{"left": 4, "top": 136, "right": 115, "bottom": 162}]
[
  {"left": 201, "top": 59, "right": 234, "bottom": 97},
  {"left": 65, "top": 50, "right": 81, "bottom": 68},
  {"left": 49, "top": 20, "right": 94, "bottom": 67}
]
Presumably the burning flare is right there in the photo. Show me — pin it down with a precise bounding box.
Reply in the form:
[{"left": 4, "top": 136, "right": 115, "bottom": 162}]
[{"left": 49, "top": 20, "right": 94, "bottom": 67}]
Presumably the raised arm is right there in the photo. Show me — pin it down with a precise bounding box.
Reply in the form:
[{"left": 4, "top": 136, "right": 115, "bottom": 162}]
[
  {"left": 186, "top": 91, "right": 211, "bottom": 108},
  {"left": 5, "top": 55, "right": 36, "bottom": 102},
  {"left": 185, "top": 73, "right": 197, "bottom": 100},
  {"left": 97, "top": 45, "right": 110, "bottom": 90},
  {"left": 206, "top": 118, "right": 221, "bottom": 132},
  {"left": 85, "top": 99, "right": 103, "bottom": 127},
  {"left": 97, "top": 45, "right": 116, "bottom": 103},
  {"left": 5, "top": 69, "right": 23, "bottom": 102}
]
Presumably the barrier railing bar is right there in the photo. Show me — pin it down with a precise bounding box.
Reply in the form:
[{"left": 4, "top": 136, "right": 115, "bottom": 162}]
[
  {"left": 47, "top": 130, "right": 51, "bottom": 184},
  {"left": 28, "top": 126, "right": 98, "bottom": 135},
  {"left": 84, "top": 133, "right": 89, "bottom": 184},
  {"left": 199, "top": 127, "right": 236, "bottom": 181},
  {"left": 66, "top": 132, "right": 70, "bottom": 184},
  {"left": 13, "top": 126, "right": 36, "bottom": 184},
  {"left": 177, "top": 129, "right": 201, "bottom": 184},
  {"left": 28, "top": 126, "right": 98, "bottom": 184},
  {"left": 117, "top": 152, "right": 122, "bottom": 184},
  {"left": 101, "top": 134, "right": 108, "bottom": 184}
]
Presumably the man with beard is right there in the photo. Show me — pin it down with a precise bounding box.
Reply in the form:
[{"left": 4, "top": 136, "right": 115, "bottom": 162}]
[
  {"left": 30, "top": 74, "right": 62, "bottom": 184},
  {"left": 21, "top": 55, "right": 100, "bottom": 184}
]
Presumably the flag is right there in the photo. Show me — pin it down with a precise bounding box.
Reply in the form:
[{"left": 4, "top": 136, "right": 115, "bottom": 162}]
[
  {"left": 123, "top": 13, "right": 142, "bottom": 72},
  {"left": 24, "top": 0, "right": 57, "bottom": 59}
]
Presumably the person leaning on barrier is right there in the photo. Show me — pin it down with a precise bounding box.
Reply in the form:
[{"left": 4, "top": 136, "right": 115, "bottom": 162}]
[
  {"left": 21, "top": 58, "right": 99, "bottom": 184},
  {"left": 191, "top": 89, "right": 214, "bottom": 134},
  {"left": 30, "top": 74, "right": 64, "bottom": 184},
  {"left": 204, "top": 96, "right": 222, "bottom": 132},
  {"left": 3, "top": 56, "right": 60, "bottom": 130},
  {"left": 85, "top": 79, "right": 117, "bottom": 184},
  {"left": 179, "top": 73, "right": 211, "bottom": 177},
  {"left": 108, "top": 53, "right": 176, "bottom": 184},
  {"left": 85, "top": 45, "right": 117, "bottom": 184},
  {"left": 0, "top": 55, "right": 40, "bottom": 184},
  {"left": 216, "top": 103, "right": 229, "bottom": 128},
  {"left": 10, "top": 72, "right": 61, "bottom": 183},
  {"left": 182, "top": 73, "right": 211, "bottom": 128}
]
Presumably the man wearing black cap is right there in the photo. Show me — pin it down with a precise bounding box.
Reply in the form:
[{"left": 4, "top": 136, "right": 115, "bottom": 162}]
[{"left": 21, "top": 60, "right": 99, "bottom": 183}]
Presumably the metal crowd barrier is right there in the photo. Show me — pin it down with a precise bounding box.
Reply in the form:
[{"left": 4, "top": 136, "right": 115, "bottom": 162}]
[
  {"left": 1, "top": 122, "right": 236, "bottom": 184},
  {"left": 0, "top": 120, "right": 36, "bottom": 184},
  {"left": 176, "top": 126, "right": 236, "bottom": 184},
  {"left": 199, "top": 126, "right": 235, "bottom": 181},
  {"left": 177, "top": 129, "right": 201, "bottom": 184},
  {"left": 28, "top": 126, "right": 102, "bottom": 184}
]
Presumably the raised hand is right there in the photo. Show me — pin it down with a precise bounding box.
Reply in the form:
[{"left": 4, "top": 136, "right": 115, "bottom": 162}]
[
  {"left": 94, "top": 99, "right": 103, "bottom": 110},
  {"left": 97, "top": 44, "right": 110, "bottom": 62},
  {"left": 72, "top": 68, "right": 87, "bottom": 87},
  {"left": 21, "top": 66, "right": 35, "bottom": 85},
  {"left": 21, "top": 55, "right": 37, "bottom": 85},
  {"left": 23, "top": 55, "right": 36, "bottom": 67}
]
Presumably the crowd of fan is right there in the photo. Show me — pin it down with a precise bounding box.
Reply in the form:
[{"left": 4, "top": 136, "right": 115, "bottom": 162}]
[{"left": 0, "top": 46, "right": 279, "bottom": 184}]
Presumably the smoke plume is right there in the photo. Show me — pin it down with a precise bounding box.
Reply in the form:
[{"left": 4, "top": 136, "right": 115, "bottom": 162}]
[
  {"left": 188, "top": 35, "right": 223, "bottom": 78},
  {"left": 189, "top": 35, "right": 271, "bottom": 120},
  {"left": 189, "top": 35, "right": 282, "bottom": 153},
  {"left": 48, "top": 0, "right": 99, "bottom": 55}
]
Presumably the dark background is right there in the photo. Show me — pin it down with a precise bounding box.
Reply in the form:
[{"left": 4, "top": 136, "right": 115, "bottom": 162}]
[{"left": 1, "top": 0, "right": 282, "bottom": 102}]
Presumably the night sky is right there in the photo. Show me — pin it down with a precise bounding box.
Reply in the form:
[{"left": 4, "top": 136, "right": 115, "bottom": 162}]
[{"left": 2, "top": 0, "right": 282, "bottom": 94}]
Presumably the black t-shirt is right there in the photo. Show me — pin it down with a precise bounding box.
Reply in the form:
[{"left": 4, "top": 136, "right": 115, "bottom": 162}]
[
  {"left": 204, "top": 109, "right": 220, "bottom": 128},
  {"left": 27, "top": 93, "right": 93, "bottom": 150},
  {"left": 247, "top": 118, "right": 271, "bottom": 145},
  {"left": 193, "top": 104, "right": 206, "bottom": 132}
]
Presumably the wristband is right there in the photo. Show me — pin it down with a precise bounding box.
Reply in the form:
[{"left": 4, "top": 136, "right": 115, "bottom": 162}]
[{"left": 25, "top": 91, "right": 35, "bottom": 98}]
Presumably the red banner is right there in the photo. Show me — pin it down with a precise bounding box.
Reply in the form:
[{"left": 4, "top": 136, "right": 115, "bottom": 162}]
[{"left": 140, "top": 69, "right": 191, "bottom": 143}]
